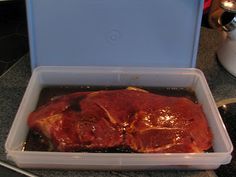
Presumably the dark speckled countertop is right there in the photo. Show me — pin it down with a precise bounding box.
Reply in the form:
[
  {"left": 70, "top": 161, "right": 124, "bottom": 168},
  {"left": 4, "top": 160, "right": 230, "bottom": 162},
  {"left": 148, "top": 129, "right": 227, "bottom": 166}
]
[
  {"left": 0, "top": 27, "right": 235, "bottom": 177},
  {"left": 196, "top": 28, "right": 236, "bottom": 101}
]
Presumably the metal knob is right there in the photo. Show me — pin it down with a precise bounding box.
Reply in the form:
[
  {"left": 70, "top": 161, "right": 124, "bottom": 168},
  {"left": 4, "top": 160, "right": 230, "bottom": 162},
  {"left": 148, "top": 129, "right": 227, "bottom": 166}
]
[{"left": 219, "top": 11, "right": 236, "bottom": 31}]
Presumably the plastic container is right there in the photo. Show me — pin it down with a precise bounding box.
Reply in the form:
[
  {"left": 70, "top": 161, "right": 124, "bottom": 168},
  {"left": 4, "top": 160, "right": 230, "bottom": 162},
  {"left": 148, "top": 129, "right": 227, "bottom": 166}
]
[
  {"left": 25, "top": 0, "right": 203, "bottom": 69},
  {"left": 4, "top": 0, "right": 233, "bottom": 170},
  {"left": 5, "top": 66, "right": 233, "bottom": 169}
]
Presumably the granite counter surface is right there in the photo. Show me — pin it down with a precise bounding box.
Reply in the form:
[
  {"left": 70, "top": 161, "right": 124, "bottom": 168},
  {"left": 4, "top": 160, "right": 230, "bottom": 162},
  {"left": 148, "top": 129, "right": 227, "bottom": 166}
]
[{"left": 0, "top": 27, "right": 235, "bottom": 177}]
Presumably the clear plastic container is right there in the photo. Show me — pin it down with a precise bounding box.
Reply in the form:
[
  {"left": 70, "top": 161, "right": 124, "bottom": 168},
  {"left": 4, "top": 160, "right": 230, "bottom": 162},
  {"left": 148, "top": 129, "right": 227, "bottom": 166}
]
[{"left": 5, "top": 66, "right": 233, "bottom": 170}]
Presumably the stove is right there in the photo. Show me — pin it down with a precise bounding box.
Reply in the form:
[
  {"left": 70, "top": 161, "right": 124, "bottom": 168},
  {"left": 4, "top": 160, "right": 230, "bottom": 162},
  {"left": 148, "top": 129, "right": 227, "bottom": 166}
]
[{"left": 216, "top": 98, "right": 236, "bottom": 177}]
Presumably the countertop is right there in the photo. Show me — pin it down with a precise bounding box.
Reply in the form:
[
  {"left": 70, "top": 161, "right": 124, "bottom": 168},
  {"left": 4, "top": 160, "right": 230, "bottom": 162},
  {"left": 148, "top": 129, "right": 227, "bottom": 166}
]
[{"left": 0, "top": 27, "right": 235, "bottom": 177}]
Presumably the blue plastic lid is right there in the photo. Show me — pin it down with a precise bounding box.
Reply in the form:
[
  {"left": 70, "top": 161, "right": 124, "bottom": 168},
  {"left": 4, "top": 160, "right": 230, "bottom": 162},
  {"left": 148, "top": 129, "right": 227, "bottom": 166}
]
[{"left": 26, "top": 0, "right": 203, "bottom": 69}]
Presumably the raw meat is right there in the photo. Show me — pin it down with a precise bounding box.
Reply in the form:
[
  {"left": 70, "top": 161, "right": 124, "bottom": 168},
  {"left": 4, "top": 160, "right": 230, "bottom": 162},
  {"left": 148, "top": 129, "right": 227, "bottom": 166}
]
[{"left": 28, "top": 87, "right": 212, "bottom": 152}]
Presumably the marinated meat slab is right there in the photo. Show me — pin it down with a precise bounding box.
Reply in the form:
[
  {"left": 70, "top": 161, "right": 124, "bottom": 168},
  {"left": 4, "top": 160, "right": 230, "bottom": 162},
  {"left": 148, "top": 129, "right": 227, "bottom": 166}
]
[{"left": 28, "top": 87, "right": 212, "bottom": 152}]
